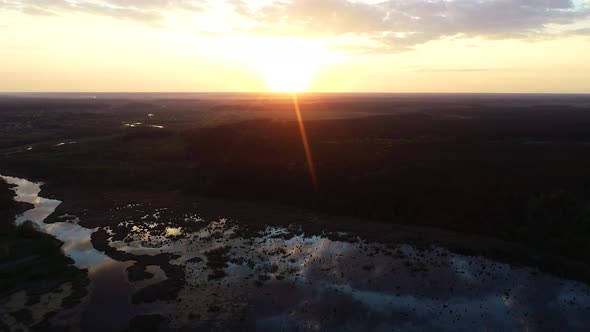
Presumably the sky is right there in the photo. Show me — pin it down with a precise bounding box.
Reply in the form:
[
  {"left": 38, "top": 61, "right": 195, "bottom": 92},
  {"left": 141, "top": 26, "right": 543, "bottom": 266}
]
[{"left": 1, "top": 0, "right": 590, "bottom": 93}]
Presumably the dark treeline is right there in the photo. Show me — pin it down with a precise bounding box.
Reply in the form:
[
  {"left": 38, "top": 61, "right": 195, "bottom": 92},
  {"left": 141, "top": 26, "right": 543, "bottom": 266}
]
[{"left": 183, "top": 111, "right": 590, "bottom": 260}]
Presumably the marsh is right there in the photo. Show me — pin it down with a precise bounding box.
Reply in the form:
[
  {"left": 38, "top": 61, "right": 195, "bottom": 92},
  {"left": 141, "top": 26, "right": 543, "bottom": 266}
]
[{"left": 2, "top": 94, "right": 590, "bottom": 331}]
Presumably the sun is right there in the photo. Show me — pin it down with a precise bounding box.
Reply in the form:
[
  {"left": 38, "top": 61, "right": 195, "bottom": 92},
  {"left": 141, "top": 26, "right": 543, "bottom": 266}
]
[
  {"left": 261, "top": 60, "right": 316, "bottom": 92},
  {"left": 244, "top": 38, "right": 338, "bottom": 92}
]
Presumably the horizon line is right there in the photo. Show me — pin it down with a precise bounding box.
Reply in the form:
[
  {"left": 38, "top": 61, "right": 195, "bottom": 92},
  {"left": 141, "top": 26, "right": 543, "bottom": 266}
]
[{"left": 1, "top": 92, "right": 590, "bottom": 96}]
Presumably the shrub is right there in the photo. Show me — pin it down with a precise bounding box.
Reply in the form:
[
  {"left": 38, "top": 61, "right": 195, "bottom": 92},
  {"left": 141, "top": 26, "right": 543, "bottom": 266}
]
[{"left": 17, "top": 220, "right": 39, "bottom": 238}]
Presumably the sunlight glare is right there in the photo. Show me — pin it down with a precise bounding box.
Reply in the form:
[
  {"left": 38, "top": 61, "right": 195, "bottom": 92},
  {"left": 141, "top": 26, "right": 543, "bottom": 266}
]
[{"left": 245, "top": 38, "right": 339, "bottom": 92}]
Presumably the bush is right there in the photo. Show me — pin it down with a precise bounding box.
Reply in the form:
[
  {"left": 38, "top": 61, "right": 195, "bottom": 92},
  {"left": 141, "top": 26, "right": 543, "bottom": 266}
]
[{"left": 17, "top": 220, "right": 39, "bottom": 238}]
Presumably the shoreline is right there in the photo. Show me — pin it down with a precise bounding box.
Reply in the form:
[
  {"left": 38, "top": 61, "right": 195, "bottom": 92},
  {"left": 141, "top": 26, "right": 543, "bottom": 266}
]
[{"left": 0, "top": 176, "right": 89, "bottom": 330}]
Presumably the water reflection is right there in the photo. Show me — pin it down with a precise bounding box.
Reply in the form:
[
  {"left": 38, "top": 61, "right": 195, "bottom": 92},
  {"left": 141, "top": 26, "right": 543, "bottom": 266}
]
[
  {"left": 55, "top": 141, "right": 77, "bottom": 147},
  {"left": 165, "top": 227, "right": 182, "bottom": 237},
  {"left": 111, "top": 220, "right": 590, "bottom": 331},
  {"left": 0, "top": 175, "right": 167, "bottom": 332},
  {"left": 2, "top": 175, "right": 590, "bottom": 331},
  {"left": 2, "top": 175, "right": 104, "bottom": 269}
]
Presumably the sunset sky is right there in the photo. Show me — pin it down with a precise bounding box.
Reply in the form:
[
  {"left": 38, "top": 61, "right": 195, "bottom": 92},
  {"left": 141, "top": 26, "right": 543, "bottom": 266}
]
[{"left": 1, "top": 0, "right": 590, "bottom": 93}]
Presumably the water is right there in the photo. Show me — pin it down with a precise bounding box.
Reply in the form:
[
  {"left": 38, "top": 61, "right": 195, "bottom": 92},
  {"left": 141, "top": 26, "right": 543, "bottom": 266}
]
[
  {"left": 1, "top": 175, "right": 103, "bottom": 269},
  {"left": 0, "top": 175, "right": 164, "bottom": 332},
  {"left": 2, "top": 175, "right": 590, "bottom": 331}
]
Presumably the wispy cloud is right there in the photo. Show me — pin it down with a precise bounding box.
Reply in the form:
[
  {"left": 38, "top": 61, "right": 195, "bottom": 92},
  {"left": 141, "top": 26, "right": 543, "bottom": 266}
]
[
  {"left": 3, "top": 0, "right": 590, "bottom": 52},
  {"left": 243, "top": 0, "right": 590, "bottom": 52}
]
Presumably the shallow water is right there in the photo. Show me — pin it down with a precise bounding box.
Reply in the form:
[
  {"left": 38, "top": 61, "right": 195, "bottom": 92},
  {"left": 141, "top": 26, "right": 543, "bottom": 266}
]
[
  {"left": 2, "top": 175, "right": 590, "bottom": 331},
  {"left": 0, "top": 176, "right": 164, "bottom": 332},
  {"left": 2, "top": 175, "right": 103, "bottom": 269},
  {"left": 113, "top": 224, "right": 590, "bottom": 331}
]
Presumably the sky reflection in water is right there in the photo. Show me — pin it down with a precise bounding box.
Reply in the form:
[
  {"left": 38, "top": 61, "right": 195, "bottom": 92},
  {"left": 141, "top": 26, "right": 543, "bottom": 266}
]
[{"left": 3, "top": 175, "right": 590, "bottom": 331}]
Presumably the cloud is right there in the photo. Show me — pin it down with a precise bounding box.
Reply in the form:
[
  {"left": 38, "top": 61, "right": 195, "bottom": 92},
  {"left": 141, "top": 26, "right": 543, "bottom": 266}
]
[
  {"left": 0, "top": 0, "right": 186, "bottom": 24},
  {"left": 3, "top": 0, "right": 590, "bottom": 52},
  {"left": 244, "top": 0, "right": 590, "bottom": 52},
  {"left": 564, "top": 26, "right": 590, "bottom": 34}
]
